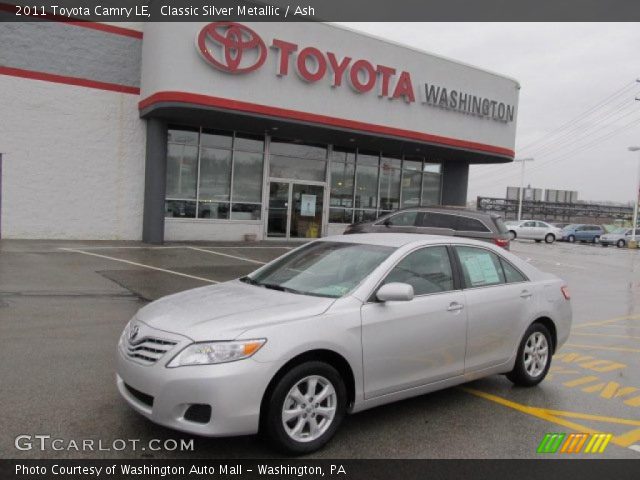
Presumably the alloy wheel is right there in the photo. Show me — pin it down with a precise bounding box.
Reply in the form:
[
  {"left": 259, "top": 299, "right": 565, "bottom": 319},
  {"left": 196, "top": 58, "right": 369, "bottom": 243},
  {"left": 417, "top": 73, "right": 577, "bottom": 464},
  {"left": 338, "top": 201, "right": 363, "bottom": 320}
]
[
  {"left": 281, "top": 375, "right": 337, "bottom": 443},
  {"left": 523, "top": 332, "right": 549, "bottom": 378}
]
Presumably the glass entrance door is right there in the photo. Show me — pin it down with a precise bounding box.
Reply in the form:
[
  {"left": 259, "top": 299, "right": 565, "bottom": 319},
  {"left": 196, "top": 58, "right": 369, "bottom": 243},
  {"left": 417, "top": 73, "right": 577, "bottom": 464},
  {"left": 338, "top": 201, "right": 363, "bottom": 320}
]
[{"left": 267, "top": 181, "right": 324, "bottom": 239}]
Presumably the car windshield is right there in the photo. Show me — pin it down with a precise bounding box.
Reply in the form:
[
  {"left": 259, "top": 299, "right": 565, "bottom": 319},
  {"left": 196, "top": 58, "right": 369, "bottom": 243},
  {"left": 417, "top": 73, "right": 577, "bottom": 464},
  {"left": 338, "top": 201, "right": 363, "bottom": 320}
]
[
  {"left": 611, "top": 227, "right": 627, "bottom": 234},
  {"left": 241, "top": 241, "right": 395, "bottom": 298}
]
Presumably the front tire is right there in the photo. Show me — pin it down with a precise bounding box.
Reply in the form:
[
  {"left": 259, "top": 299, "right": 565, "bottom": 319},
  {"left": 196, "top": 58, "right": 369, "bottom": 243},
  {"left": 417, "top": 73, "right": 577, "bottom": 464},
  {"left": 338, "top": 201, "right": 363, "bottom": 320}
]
[
  {"left": 617, "top": 239, "right": 626, "bottom": 248},
  {"left": 593, "top": 236, "right": 600, "bottom": 244},
  {"left": 507, "top": 323, "right": 552, "bottom": 387},
  {"left": 567, "top": 235, "right": 576, "bottom": 243},
  {"left": 509, "top": 230, "right": 517, "bottom": 240},
  {"left": 262, "top": 361, "right": 346, "bottom": 455},
  {"left": 544, "top": 233, "right": 555, "bottom": 244}
]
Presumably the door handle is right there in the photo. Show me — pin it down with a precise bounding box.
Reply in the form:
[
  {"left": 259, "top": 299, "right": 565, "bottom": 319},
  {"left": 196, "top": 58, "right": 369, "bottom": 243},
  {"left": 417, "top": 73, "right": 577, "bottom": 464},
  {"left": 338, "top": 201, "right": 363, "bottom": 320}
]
[
  {"left": 520, "top": 290, "right": 533, "bottom": 299},
  {"left": 447, "top": 302, "right": 464, "bottom": 312}
]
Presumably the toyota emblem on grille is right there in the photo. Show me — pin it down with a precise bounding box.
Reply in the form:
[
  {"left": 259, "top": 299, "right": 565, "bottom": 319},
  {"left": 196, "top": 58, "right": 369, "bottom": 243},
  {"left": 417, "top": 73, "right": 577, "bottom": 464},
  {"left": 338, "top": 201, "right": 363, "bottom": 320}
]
[
  {"left": 129, "top": 325, "right": 139, "bottom": 342},
  {"left": 196, "top": 22, "right": 267, "bottom": 74}
]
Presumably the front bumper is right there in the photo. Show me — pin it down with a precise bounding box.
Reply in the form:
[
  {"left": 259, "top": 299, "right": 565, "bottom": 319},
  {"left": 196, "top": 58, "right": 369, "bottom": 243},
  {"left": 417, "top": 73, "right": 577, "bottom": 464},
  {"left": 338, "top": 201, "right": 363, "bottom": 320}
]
[{"left": 116, "top": 343, "right": 276, "bottom": 437}]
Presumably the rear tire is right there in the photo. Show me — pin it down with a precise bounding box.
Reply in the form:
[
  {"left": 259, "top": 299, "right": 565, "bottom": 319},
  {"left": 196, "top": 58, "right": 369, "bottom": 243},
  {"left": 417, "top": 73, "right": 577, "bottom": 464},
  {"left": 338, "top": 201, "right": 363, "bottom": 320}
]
[
  {"left": 262, "top": 361, "right": 346, "bottom": 455},
  {"left": 507, "top": 323, "right": 552, "bottom": 387},
  {"left": 544, "top": 233, "right": 555, "bottom": 244},
  {"left": 617, "top": 239, "right": 626, "bottom": 248}
]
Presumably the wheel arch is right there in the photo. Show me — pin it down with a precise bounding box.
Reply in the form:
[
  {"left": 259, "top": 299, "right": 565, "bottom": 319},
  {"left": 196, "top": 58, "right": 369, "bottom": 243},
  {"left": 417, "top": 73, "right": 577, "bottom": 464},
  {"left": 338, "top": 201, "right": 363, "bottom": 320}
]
[
  {"left": 259, "top": 349, "right": 356, "bottom": 425},
  {"left": 531, "top": 316, "right": 557, "bottom": 354}
]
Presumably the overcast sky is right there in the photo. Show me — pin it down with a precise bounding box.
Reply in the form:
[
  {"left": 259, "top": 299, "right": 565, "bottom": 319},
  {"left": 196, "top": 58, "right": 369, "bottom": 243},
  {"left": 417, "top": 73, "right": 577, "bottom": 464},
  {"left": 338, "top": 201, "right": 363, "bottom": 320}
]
[{"left": 341, "top": 23, "right": 640, "bottom": 204}]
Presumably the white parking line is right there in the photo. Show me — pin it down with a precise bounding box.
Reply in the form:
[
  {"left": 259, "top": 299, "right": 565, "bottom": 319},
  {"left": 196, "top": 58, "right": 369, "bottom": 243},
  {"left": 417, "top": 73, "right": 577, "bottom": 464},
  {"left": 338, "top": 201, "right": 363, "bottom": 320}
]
[
  {"left": 61, "top": 245, "right": 293, "bottom": 251},
  {"left": 188, "top": 246, "right": 267, "bottom": 265},
  {"left": 60, "top": 248, "right": 218, "bottom": 283}
]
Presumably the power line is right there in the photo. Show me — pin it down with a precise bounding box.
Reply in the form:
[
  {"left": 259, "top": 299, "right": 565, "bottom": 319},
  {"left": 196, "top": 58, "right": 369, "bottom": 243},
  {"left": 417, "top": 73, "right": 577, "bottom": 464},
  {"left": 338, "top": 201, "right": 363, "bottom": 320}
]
[
  {"left": 471, "top": 114, "right": 640, "bottom": 189},
  {"left": 471, "top": 81, "right": 639, "bottom": 178}
]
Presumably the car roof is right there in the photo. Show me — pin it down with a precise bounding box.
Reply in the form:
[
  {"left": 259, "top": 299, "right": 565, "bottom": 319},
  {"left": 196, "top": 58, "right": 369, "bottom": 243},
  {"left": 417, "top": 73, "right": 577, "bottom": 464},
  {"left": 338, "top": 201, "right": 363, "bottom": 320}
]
[
  {"left": 320, "top": 233, "right": 492, "bottom": 248},
  {"left": 394, "top": 206, "right": 498, "bottom": 218}
]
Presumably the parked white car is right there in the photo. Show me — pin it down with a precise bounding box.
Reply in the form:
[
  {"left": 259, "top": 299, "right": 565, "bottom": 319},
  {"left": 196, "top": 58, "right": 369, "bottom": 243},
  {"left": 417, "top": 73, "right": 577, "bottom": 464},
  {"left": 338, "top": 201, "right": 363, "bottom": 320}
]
[
  {"left": 600, "top": 228, "right": 640, "bottom": 248},
  {"left": 507, "top": 220, "right": 563, "bottom": 243},
  {"left": 116, "top": 234, "right": 571, "bottom": 454}
]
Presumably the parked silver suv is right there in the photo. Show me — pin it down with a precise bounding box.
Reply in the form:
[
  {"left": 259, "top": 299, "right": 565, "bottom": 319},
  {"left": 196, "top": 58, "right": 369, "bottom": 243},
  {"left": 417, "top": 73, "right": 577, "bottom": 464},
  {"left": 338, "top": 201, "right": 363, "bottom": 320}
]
[{"left": 344, "top": 207, "right": 511, "bottom": 249}]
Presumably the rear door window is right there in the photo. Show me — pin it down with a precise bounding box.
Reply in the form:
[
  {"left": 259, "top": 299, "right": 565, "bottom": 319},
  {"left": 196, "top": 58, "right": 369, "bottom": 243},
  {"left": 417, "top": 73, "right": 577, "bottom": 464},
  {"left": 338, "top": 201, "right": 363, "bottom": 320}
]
[
  {"left": 457, "top": 216, "right": 491, "bottom": 232},
  {"left": 384, "top": 211, "right": 419, "bottom": 227},
  {"left": 421, "top": 212, "right": 456, "bottom": 229},
  {"left": 500, "top": 258, "right": 528, "bottom": 283},
  {"left": 455, "top": 246, "right": 506, "bottom": 288}
]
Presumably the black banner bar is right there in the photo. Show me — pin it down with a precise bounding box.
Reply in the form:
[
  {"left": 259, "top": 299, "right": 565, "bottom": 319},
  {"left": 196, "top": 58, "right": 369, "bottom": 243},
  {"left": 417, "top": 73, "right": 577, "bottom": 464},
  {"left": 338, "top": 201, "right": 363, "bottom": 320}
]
[
  {"left": 1, "top": 0, "right": 640, "bottom": 22},
  {"left": 2, "top": 459, "right": 640, "bottom": 480}
]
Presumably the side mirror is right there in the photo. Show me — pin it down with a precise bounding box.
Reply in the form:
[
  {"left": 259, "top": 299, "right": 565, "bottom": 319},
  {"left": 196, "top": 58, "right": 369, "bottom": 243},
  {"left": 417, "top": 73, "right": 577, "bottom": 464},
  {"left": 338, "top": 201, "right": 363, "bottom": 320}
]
[{"left": 376, "top": 283, "right": 414, "bottom": 302}]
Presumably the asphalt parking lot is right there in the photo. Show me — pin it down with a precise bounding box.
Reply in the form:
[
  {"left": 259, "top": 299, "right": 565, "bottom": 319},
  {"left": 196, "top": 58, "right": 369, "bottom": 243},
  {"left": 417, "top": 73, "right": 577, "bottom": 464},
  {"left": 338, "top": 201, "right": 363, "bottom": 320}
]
[{"left": 1, "top": 237, "right": 639, "bottom": 459}]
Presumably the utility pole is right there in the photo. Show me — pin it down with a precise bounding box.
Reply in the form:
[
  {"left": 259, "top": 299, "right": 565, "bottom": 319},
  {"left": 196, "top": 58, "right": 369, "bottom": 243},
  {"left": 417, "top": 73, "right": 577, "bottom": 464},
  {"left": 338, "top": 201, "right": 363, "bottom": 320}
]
[
  {"left": 514, "top": 157, "right": 535, "bottom": 222},
  {"left": 629, "top": 146, "right": 640, "bottom": 248}
]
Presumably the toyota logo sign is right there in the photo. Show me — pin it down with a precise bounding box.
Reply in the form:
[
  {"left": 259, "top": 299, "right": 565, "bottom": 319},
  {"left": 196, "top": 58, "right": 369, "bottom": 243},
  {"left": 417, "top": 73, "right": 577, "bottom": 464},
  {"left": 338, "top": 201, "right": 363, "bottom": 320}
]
[{"left": 197, "top": 22, "right": 267, "bottom": 74}]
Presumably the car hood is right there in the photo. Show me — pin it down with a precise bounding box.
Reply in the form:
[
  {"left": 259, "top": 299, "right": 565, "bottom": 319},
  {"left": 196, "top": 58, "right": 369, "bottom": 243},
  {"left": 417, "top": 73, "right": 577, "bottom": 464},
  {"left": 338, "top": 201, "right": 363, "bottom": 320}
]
[{"left": 135, "top": 280, "right": 336, "bottom": 341}]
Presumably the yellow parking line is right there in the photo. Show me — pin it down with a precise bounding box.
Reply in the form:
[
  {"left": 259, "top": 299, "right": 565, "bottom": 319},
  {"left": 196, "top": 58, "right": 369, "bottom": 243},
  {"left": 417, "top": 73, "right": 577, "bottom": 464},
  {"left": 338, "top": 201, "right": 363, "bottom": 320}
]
[
  {"left": 460, "top": 387, "right": 632, "bottom": 448},
  {"left": 573, "top": 314, "right": 640, "bottom": 329},
  {"left": 571, "top": 332, "right": 640, "bottom": 341},
  {"left": 564, "top": 343, "right": 640, "bottom": 354},
  {"left": 540, "top": 409, "right": 640, "bottom": 427}
]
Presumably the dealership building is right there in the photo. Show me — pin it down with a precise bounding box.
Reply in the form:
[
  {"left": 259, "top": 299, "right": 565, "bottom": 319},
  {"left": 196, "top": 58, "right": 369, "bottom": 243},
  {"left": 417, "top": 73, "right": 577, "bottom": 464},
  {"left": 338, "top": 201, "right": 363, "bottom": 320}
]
[{"left": 0, "top": 20, "right": 519, "bottom": 242}]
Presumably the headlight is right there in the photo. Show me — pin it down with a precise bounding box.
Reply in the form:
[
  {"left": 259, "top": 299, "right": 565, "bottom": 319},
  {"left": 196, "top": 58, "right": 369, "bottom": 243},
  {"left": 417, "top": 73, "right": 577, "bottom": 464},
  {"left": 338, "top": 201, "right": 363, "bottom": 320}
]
[{"left": 166, "top": 339, "right": 266, "bottom": 367}]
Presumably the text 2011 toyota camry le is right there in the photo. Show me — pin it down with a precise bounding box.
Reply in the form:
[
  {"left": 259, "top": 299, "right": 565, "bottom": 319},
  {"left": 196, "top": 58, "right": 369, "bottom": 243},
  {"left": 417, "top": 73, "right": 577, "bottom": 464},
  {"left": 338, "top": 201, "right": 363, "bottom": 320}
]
[{"left": 116, "top": 233, "right": 571, "bottom": 454}]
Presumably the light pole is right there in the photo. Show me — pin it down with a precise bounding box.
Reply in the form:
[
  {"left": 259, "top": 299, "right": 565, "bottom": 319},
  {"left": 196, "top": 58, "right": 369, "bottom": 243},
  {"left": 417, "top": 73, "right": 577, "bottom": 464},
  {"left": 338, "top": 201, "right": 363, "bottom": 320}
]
[
  {"left": 515, "top": 157, "right": 535, "bottom": 222},
  {"left": 629, "top": 146, "right": 640, "bottom": 247}
]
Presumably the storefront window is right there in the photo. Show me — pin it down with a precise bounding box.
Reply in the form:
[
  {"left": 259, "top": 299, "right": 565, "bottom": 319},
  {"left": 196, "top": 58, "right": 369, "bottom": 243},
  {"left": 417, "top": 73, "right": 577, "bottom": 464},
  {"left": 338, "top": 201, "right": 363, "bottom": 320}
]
[
  {"left": 270, "top": 139, "right": 327, "bottom": 159},
  {"left": 270, "top": 155, "right": 326, "bottom": 182},
  {"left": 166, "top": 143, "right": 198, "bottom": 199},
  {"left": 200, "top": 129, "right": 233, "bottom": 149},
  {"left": 354, "top": 152, "right": 379, "bottom": 210},
  {"left": 232, "top": 151, "right": 264, "bottom": 203},
  {"left": 401, "top": 159, "right": 423, "bottom": 208},
  {"left": 199, "top": 147, "right": 232, "bottom": 202},
  {"left": 379, "top": 156, "right": 401, "bottom": 211},
  {"left": 165, "top": 200, "right": 196, "bottom": 218},
  {"left": 165, "top": 127, "right": 264, "bottom": 221},
  {"left": 422, "top": 163, "right": 442, "bottom": 206}
]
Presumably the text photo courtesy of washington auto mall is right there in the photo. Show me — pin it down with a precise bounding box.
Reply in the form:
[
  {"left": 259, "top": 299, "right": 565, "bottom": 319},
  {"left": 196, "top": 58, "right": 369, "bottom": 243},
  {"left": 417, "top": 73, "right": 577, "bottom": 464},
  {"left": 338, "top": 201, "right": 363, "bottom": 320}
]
[{"left": 1, "top": 0, "right": 640, "bottom": 479}]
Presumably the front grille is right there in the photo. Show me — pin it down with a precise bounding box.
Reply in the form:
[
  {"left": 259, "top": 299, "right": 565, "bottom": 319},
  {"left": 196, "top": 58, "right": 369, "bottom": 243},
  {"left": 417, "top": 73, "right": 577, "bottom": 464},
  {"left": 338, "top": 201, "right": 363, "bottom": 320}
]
[
  {"left": 125, "top": 383, "right": 154, "bottom": 407},
  {"left": 125, "top": 336, "right": 177, "bottom": 365}
]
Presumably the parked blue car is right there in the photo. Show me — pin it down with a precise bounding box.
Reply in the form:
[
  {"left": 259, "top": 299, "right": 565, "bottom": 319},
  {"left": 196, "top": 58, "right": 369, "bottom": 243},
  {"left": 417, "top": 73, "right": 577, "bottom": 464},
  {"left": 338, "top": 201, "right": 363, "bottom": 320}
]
[{"left": 560, "top": 224, "right": 605, "bottom": 243}]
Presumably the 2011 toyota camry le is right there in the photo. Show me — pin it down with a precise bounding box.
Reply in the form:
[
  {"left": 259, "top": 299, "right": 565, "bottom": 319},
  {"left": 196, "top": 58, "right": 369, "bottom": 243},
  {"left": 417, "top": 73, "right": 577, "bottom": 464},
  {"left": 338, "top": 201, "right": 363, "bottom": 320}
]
[{"left": 116, "top": 233, "right": 571, "bottom": 454}]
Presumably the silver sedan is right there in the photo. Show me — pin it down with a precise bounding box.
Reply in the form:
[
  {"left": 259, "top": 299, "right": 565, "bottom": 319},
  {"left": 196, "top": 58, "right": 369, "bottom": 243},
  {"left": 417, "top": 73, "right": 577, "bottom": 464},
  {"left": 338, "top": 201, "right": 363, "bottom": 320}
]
[{"left": 116, "top": 234, "right": 572, "bottom": 454}]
